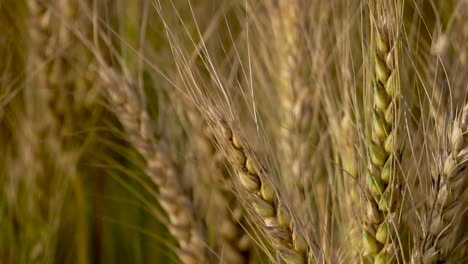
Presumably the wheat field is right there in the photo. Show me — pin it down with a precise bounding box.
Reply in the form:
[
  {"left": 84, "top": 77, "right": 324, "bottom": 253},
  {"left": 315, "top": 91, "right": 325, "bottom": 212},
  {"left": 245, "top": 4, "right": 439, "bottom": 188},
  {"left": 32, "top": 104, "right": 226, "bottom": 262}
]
[{"left": 0, "top": 0, "right": 467, "bottom": 263}]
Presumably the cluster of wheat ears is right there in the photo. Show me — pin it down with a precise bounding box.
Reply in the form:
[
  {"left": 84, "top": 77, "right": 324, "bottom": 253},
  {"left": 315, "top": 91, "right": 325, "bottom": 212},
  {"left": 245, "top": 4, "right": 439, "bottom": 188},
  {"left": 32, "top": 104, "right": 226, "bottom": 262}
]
[{"left": 1, "top": 0, "right": 467, "bottom": 263}]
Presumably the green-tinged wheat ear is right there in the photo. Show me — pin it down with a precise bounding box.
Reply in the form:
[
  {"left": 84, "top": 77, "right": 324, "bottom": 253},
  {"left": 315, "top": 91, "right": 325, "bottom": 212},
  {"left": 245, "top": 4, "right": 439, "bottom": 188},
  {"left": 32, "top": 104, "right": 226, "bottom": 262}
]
[
  {"left": 204, "top": 107, "right": 312, "bottom": 264},
  {"left": 417, "top": 103, "right": 468, "bottom": 263},
  {"left": 363, "top": 5, "right": 401, "bottom": 263},
  {"left": 99, "top": 69, "right": 206, "bottom": 264}
]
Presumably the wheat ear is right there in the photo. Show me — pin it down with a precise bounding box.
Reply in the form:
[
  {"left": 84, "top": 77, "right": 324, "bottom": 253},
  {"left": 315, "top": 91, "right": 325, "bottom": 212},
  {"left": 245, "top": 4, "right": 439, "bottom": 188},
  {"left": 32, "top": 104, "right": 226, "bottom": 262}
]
[
  {"left": 416, "top": 103, "right": 468, "bottom": 263},
  {"left": 99, "top": 69, "right": 206, "bottom": 264},
  {"left": 335, "top": 112, "right": 362, "bottom": 260},
  {"left": 272, "top": 1, "right": 312, "bottom": 189},
  {"left": 271, "top": 3, "right": 320, "bottom": 246},
  {"left": 204, "top": 107, "right": 310, "bottom": 264},
  {"left": 205, "top": 155, "right": 252, "bottom": 263},
  {"left": 363, "top": 5, "right": 401, "bottom": 263},
  {"left": 26, "top": 1, "right": 89, "bottom": 262},
  {"left": 186, "top": 108, "right": 251, "bottom": 263},
  {"left": 27, "top": 0, "right": 57, "bottom": 127},
  {"left": 216, "top": 183, "right": 252, "bottom": 263}
]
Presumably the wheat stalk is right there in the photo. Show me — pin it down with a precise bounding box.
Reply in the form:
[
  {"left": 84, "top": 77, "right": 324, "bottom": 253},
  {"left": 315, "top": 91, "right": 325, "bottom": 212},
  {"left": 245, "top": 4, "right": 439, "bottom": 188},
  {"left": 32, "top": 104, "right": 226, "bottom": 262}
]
[
  {"left": 362, "top": 3, "right": 402, "bottom": 263},
  {"left": 5, "top": 0, "right": 468, "bottom": 263},
  {"left": 99, "top": 68, "right": 207, "bottom": 264}
]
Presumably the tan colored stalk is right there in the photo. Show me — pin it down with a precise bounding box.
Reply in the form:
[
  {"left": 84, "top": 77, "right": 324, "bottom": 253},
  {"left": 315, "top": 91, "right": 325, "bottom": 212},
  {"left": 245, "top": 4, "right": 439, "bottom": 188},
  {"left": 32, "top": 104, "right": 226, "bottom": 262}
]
[
  {"left": 204, "top": 107, "right": 310, "bottom": 264},
  {"left": 362, "top": 4, "right": 401, "bottom": 263},
  {"left": 416, "top": 103, "right": 468, "bottom": 263},
  {"left": 99, "top": 69, "right": 206, "bottom": 264}
]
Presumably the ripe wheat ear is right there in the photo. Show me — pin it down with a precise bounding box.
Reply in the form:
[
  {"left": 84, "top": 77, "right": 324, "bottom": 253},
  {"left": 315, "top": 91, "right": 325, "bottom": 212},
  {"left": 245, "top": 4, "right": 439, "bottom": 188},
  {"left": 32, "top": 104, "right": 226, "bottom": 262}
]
[
  {"left": 201, "top": 106, "right": 314, "bottom": 264},
  {"left": 99, "top": 68, "right": 207, "bottom": 264}
]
